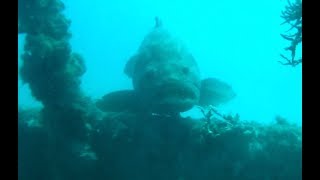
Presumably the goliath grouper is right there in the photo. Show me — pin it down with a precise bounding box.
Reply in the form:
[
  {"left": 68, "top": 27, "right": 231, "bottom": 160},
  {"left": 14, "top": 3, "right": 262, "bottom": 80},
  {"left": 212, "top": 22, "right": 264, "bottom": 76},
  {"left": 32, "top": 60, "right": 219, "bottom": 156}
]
[{"left": 96, "top": 18, "right": 236, "bottom": 115}]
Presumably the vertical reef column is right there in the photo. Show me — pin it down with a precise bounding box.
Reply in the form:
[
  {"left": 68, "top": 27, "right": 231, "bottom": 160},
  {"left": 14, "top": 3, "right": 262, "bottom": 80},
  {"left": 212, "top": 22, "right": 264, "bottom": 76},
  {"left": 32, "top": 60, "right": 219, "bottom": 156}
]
[
  {"left": 19, "top": 0, "right": 88, "bottom": 139},
  {"left": 18, "top": 0, "right": 98, "bottom": 179}
]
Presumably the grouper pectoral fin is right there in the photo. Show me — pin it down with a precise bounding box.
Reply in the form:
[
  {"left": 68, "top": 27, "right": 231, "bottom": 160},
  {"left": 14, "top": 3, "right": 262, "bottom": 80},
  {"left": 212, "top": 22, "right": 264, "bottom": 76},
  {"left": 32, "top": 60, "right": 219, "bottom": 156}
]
[
  {"left": 96, "top": 90, "right": 142, "bottom": 113},
  {"left": 198, "top": 77, "right": 236, "bottom": 107}
]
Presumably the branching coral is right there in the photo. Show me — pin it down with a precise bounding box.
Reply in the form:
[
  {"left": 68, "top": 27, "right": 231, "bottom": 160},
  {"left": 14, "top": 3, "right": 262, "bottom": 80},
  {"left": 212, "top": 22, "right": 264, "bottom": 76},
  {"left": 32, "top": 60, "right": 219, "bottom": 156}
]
[{"left": 279, "top": 0, "right": 302, "bottom": 67}]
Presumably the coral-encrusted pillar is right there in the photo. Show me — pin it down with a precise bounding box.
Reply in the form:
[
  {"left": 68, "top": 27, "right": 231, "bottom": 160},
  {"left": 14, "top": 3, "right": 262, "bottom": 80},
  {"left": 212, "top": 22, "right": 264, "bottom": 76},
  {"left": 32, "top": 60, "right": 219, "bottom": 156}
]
[{"left": 18, "top": 0, "right": 98, "bottom": 179}]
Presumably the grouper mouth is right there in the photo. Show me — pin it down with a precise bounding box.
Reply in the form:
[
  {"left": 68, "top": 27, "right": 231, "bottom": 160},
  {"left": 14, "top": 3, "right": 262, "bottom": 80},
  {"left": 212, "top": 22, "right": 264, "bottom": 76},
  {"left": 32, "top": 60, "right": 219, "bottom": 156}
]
[{"left": 151, "top": 81, "right": 200, "bottom": 112}]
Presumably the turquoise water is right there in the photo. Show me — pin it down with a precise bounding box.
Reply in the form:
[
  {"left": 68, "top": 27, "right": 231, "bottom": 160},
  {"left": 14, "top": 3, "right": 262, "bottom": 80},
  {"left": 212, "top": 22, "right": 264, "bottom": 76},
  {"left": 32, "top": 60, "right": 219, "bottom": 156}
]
[
  {"left": 18, "top": 1, "right": 302, "bottom": 179},
  {"left": 18, "top": 0, "right": 302, "bottom": 125}
]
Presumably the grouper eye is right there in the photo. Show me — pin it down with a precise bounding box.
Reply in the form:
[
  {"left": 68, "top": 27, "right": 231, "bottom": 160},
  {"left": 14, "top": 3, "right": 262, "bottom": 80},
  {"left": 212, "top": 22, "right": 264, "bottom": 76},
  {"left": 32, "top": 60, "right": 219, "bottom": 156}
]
[
  {"left": 145, "top": 70, "right": 156, "bottom": 79},
  {"left": 182, "top": 67, "right": 190, "bottom": 74}
]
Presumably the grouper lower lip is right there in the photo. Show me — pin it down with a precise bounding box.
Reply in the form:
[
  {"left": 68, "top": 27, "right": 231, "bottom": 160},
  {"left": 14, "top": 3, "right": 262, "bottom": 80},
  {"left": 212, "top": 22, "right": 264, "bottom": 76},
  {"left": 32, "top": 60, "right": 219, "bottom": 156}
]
[
  {"left": 158, "top": 81, "right": 199, "bottom": 99},
  {"left": 151, "top": 81, "right": 200, "bottom": 112}
]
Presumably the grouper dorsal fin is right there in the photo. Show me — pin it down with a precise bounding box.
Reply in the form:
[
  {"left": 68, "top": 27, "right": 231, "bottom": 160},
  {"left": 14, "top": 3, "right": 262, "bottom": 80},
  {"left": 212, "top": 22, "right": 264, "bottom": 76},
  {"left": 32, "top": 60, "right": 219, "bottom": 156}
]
[
  {"left": 154, "top": 16, "right": 163, "bottom": 28},
  {"left": 96, "top": 90, "right": 142, "bottom": 112}
]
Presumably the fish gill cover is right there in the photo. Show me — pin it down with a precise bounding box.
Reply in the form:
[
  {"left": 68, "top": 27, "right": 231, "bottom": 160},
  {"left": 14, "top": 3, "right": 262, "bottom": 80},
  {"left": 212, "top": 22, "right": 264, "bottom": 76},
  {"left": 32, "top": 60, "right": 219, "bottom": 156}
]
[{"left": 18, "top": 0, "right": 302, "bottom": 180}]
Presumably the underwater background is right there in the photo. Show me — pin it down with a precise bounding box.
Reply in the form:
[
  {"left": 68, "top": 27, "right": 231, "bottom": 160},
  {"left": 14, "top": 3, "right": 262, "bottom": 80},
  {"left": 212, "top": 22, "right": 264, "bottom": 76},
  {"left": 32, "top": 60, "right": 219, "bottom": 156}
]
[
  {"left": 18, "top": 0, "right": 302, "bottom": 125},
  {"left": 18, "top": 0, "right": 302, "bottom": 180}
]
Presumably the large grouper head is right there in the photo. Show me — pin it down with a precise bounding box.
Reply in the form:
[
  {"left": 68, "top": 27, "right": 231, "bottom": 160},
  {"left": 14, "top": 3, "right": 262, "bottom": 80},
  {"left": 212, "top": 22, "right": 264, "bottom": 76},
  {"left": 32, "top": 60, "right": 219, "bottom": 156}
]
[
  {"left": 124, "top": 25, "right": 201, "bottom": 113},
  {"left": 96, "top": 19, "right": 236, "bottom": 115}
]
